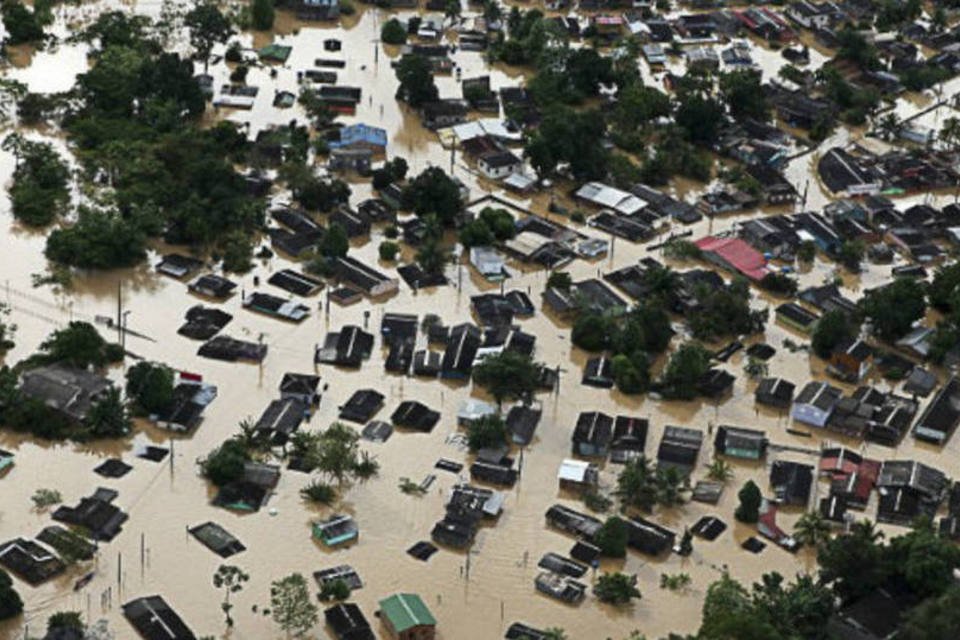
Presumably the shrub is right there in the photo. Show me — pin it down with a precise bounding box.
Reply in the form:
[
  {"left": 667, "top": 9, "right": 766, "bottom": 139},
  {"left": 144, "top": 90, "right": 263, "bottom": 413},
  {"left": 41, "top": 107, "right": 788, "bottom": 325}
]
[{"left": 379, "top": 241, "right": 399, "bottom": 261}]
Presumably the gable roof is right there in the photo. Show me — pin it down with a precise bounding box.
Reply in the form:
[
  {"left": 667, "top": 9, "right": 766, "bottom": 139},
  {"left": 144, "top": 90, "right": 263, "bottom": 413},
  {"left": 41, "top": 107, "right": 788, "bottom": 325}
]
[{"left": 379, "top": 593, "right": 436, "bottom": 632}]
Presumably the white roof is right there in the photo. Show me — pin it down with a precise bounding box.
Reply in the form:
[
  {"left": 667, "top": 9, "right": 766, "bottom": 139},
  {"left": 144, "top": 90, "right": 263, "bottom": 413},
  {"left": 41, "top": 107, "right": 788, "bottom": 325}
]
[
  {"left": 452, "top": 118, "right": 522, "bottom": 143},
  {"left": 575, "top": 182, "right": 645, "bottom": 216},
  {"left": 558, "top": 459, "right": 591, "bottom": 482},
  {"left": 457, "top": 398, "right": 497, "bottom": 420},
  {"left": 470, "top": 246, "right": 505, "bottom": 276}
]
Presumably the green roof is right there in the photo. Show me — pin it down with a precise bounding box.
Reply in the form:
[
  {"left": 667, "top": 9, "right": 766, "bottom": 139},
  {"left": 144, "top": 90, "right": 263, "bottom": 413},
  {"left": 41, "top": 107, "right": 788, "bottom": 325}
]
[{"left": 379, "top": 593, "right": 436, "bottom": 632}]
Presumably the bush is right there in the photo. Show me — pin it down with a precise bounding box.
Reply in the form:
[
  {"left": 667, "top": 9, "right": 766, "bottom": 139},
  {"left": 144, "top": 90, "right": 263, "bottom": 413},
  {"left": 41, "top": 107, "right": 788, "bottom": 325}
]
[
  {"left": 594, "top": 572, "right": 641, "bottom": 605},
  {"left": 547, "top": 271, "right": 572, "bottom": 291},
  {"left": 572, "top": 313, "right": 615, "bottom": 352},
  {"left": 229, "top": 64, "right": 249, "bottom": 84},
  {"left": 318, "top": 579, "right": 350, "bottom": 601},
  {"left": 31, "top": 488, "right": 62, "bottom": 509},
  {"left": 466, "top": 414, "right": 508, "bottom": 451},
  {"left": 379, "top": 241, "right": 399, "bottom": 261},
  {"left": 760, "top": 272, "right": 798, "bottom": 297},
  {"left": 301, "top": 481, "right": 336, "bottom": 504},
  {"left": 381, "top": 18, "right": 407, "bottom": 45},
  {"left": 225, "top": 42, "right": 243, "bottom": 62}
]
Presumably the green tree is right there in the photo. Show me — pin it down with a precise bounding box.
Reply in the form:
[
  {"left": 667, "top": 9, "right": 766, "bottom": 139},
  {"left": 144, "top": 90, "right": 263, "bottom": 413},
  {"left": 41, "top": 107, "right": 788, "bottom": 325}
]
[
  {"left": 720, "top": 70, "right": 769, "bottom": 121},
  {"left": 0, "top": 1, "right": 46, "bottom": 44},
  {"left": 84, "top": 387, "right": 131, "bottom": 438},
  {"left": 594, "top": 517, "right": 628, "bottom": 558},
  {"left": 838, "top": 239, "right": 865, "bottom": 272},
  {"left": 47, "top": 611, "right": 84, "bottom": 633},
  {"left": 674, "top": 93, "right": 724, "bottom": 146},
  {"left": 811, "top": 310, "right": 855, "bottom": 358},
  {"left": 659, "top": 342, "right": 711, "bottom": 400},
  {"left": 394, "top": 54, "right": 439, "bottom": 107},
  {"left": 201, "top": 438, "right": 251, "bottom": 487},
  {"left": 320, "top": 222, "right": 349, "bottom": 259},
  {"left": 615, "top": 456, "right": 657, "bottom": 512},
  {"left": 571, "top": 313, "right": 616, "bottom": 352},
  {"left": 3, "top": 135, "right": 71, "bottom": 227},
  {"left": 859, "top": 278, "right": 927, "bottom": 342},
  {"left": 0, "top": 569, "right": 23, "bottom": 621},
  {"left": 793, "top": 511, "right": 831, "bottom": 548},
  {"left": 472, "top": 350, "right": 539, "bottom": 407},
  {"left": 466, "top": 414, "right": 508, "bottom": 451},
  {"left": 125, "top": 361, "right": 175, "bottom": 415},
  {"left": 678, "top": 528, "right": 693, "bottom": 556},
  {"left": 402, "top": 167, "right": 462, "bottom": 225},
  {"left": 928, "top": 262, "right": 960, "bottom": 312},
  {"left": 251, "top": 0, "right": 275, "bottom": 30},
  {"left": 546, "top": 271, "right": 572, "bottom": 292},
  {"left": 37, "top": 321, "right": 119, "bottom": 369},
  {"left": 900, "top": 586, "right": 960, "bottom": 640},
  {"left": 380, "top": 18, "right": 407, "bottom": 45},
  {"left": 594, "top": 572, "right": 641, "bottom": 605},
  {"left": 735, "top": 480, "right": 761, "bottom": 524},
  {"left": 797, "top": 241, "right": 816, "bottom": 263},
  {"left": 611, "top": 353, "right": 649, "bottom": 395},
  {"left": 378, "top": 241, "right": 399, "bottom": 261},
  {"left": 184, "top": 1, "right": 233, "bottom": 71},
  {"left": 817, "top": 520, "right": 885, "bottom": 602},
  {"left": 44, "top": 205, "right": 148, "bottom": 270},
  {"left": 0, "top": 304, "right": 16, "bottom": 353},
  {"left": 213, "top": 565, "right": 249, "bottom": 628},
  {"left": 270, "top": 573, "right": 318, "bottom": 638}
]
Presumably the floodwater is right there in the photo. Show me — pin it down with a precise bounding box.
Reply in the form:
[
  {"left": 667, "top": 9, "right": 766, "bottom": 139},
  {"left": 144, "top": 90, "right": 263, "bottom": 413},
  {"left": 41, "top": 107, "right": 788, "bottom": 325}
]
[{"left": 2, "top": 4, "right": 960, "bottom": 640}]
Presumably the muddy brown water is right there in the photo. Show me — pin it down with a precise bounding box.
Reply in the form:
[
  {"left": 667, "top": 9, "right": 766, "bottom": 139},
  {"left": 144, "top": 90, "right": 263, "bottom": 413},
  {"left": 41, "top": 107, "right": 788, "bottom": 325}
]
[{"left": 2, "top": 4, "right": 960, "bottom": 639}]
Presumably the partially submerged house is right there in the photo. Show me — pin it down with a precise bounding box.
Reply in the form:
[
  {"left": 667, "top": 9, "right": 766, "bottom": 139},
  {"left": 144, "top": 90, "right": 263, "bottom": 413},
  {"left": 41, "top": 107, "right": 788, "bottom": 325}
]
[
  {"left": 913, "top": 376, "right": 960, "bottom": 445},
  {"left": 335, "top": 256, "right": 399, "bottom": 297},
  {"left": 243, "top": 292, "right": 309, "bottom": 322},
  {"left": 254, "top": 397, "right": 307, "bottom": 445},
  {"left": 214, "top": 462, "right": 280, "bottom": 512},
  {"left": 769, "top": 460, "right": 814, "bottom": 506},
  {"left": 791, "top": 381, "right": 842, "bottom": 428},
  {"left": 316, "top": 325, "right": 375, "bottom": 367},
  {"left": 557, "top": 459, "right": 599, "bottom": 493},
  {"left": 571, "top": 411, "right": 613, "bottom": 458},
  {"left": 714, "top": 425, "right": 768, "bottom": 460},
  {"left": 657, "top": 426, "right": 703, "bottom": 474},
  {"left": 545, "top": 504, "right": 602, "bottom": 539},
  {"left": 755, "top": 377, "right": 795, "bottom": 409},
  {"left": 0, "top": 538, "right": 65, "bottom": 585}
]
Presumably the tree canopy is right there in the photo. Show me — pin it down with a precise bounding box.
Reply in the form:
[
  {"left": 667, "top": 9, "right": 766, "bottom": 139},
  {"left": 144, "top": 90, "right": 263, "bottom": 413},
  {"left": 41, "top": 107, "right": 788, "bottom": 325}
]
[{"left": 472, "top": 350, "right": 540, "bottom": 406}]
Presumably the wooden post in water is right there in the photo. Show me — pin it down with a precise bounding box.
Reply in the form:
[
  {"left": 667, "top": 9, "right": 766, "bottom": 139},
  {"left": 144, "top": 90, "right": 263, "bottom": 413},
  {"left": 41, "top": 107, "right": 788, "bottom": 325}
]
[
  {"left": 117, "top": 552, "right": 122, "bottom": 592},
  {"left": 140, "top": 533, "right": 145, "bottom": 577}
]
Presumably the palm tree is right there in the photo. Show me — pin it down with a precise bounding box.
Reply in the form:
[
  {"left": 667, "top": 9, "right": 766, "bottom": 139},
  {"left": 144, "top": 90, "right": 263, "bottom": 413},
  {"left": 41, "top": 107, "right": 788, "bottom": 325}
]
[
  {"left": 940, "top": 117, "right": 960, "bottom": 151},
  {"left": 849, "top": 518, "right": 884, "bottom": 543},
  {"left": 794, "top": 511, "right": 831, "bottom": 548},
  {"left": 543, "top": 629, "right": 568, "bottom": 640},
  {"left": 706, "top": 458, "right": 733, "bottom": 483},
  {"left": 877, "top": 112, "right": 900, "bottom": 141}
]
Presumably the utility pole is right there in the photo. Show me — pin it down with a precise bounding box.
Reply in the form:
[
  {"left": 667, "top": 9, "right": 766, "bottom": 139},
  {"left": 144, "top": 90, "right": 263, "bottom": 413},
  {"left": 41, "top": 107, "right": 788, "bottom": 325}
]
[{"left": 116, "top": 281, "right": 122, "bottom": 342}]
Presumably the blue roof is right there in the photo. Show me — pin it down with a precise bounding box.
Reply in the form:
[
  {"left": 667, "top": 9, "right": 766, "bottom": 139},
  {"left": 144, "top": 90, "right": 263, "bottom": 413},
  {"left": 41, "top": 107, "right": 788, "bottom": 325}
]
[{"left": 329, "top": 123, "right": 388, "bottom": 149}]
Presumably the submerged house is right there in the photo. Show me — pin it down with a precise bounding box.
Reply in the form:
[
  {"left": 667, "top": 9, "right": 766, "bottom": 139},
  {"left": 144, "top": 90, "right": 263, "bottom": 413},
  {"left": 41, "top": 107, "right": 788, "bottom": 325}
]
[
  {"left": 339, "top": 389, "right": 384, "bottom": 423},
  {"left": 296, "top": 0, "right": 340, "bottom": 21},
  {"left": 215, "top": 462, "right": 280, "bottom": 512},
  {"left": 123, "top": 596, "right": 196, "bottom": 640},
  {"left": 325, "top": 603, "right": 374, "bottom": 640},
  {"left": 392, "top": 401, "right": 440, "bottom": 432},
  {"left": 335, "top": 256, "right": 399, "bottom": 297},
  {"left": 20, "top": 365, "right": 112, "bottom": 424},
  {"left": 243, "top": 292, "right": 309, "bottom": 322},
  {"left": 313, "top": 514, "right": 359, "bottom": 547},
  {"left": 254, "top": 398, "right": 307, "bottom": 445},
  {"left": 52, "top": 488, "right": 128, "bottom": 541},
  {"left": 440, "top": 323, "right": 482, "bottom": 379}
]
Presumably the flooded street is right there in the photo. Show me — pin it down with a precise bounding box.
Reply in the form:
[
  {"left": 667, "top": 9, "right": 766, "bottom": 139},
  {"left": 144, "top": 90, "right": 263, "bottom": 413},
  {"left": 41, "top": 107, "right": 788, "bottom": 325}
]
[{"left": 2, "top": 3, "right": 960, "bottom": 640}]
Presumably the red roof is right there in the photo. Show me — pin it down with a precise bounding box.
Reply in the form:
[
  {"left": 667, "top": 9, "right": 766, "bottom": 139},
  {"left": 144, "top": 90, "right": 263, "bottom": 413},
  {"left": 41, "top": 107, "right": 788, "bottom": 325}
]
[{"left": 694, "top": 236, "right": 768, "bottom": 281}]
